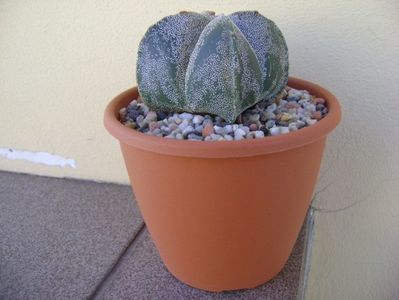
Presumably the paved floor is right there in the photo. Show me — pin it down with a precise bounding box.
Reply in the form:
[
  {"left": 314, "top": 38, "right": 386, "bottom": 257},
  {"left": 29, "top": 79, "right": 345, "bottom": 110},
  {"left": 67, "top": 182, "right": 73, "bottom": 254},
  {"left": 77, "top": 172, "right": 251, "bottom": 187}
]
[{"left": 0, "top": 171, "right": 307, "bottom": 299}]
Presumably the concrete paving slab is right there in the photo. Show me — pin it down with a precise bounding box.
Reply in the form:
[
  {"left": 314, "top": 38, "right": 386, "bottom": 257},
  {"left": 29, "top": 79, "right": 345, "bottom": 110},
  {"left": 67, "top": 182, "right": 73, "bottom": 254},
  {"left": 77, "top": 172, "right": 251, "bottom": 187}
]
[
  {"left": 95, "top": 226, "right": 305, "bottom": 299},
  {"left": 0, "top": 171, "right": 143, "bottom": 300}
]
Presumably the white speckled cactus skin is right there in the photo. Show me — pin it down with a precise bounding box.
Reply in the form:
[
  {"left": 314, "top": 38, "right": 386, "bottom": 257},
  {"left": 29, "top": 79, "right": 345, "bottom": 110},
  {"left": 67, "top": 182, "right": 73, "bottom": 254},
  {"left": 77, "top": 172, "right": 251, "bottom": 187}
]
[{"left": 137, "top": 11, "right": 288, "bottom": 122}]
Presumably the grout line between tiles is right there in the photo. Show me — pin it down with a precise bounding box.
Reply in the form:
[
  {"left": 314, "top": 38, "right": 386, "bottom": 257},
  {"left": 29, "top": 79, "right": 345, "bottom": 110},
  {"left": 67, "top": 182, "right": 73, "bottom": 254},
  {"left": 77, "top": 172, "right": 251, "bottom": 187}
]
[{"left": 88, "top": 222, "right": 146, "bottom": 299}]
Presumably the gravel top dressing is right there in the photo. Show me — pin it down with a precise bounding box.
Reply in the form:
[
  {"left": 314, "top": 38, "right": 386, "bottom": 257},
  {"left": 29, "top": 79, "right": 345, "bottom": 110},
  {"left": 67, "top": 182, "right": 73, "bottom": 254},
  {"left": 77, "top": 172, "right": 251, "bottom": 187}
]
[{"left": 119, "top": 86, "right": 328, "bottom": 141}]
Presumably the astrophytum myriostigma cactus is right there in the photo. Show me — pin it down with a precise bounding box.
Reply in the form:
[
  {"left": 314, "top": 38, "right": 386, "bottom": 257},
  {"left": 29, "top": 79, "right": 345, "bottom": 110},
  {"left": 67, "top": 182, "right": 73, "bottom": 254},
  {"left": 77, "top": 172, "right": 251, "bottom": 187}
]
[{"left": 137, "top": 11, "right": 288, "bottom": 122}]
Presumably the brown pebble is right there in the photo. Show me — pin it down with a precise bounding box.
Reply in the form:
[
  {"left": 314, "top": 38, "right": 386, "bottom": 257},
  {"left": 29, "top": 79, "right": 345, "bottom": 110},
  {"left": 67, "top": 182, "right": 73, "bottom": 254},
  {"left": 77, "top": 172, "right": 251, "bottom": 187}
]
[
  {"left": 202, "top": 123, "right": 214, "bottom": 137},
  {"left": 249, "top": 123, "right": 258, "bottom": 131},
  {"left": 313, "top": 97, "right": 326, "bottom": 104},
  {"left": 286, "top": 102, "right": 300, "bottom": 109},
  {"left": 311, "top": 111, "right": 322, "bottom": 120},
  {"left": 280, "top": 113, "right": 293, "bottom": 122}
]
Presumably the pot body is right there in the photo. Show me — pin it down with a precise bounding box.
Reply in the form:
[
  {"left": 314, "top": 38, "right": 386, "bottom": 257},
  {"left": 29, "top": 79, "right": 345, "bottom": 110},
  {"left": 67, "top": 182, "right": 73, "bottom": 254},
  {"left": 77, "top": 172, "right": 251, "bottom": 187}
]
[{"left": 104, "top": 78, "right": 341, "bottom": 291}]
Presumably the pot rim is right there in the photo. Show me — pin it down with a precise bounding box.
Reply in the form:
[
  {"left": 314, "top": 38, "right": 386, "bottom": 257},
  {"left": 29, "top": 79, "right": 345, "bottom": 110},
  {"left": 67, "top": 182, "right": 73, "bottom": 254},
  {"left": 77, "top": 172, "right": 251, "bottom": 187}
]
[{"left": 104, "top": 77, "right": 341, "bottom": 158}]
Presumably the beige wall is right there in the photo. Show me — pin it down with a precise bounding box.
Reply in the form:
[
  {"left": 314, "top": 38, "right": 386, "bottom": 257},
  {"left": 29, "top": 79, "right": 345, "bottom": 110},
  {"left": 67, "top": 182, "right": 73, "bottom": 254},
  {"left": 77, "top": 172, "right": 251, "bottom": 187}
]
[{"left": 1, "top": 1, "right": 398, "bottom": 299}]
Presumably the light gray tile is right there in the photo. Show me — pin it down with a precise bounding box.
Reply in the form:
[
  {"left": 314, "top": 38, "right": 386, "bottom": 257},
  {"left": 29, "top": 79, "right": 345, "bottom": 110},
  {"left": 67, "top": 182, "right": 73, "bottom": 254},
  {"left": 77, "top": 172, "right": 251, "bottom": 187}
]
[
  {"left": 0, "top": 171, "right": 143, "bottom": 300},
  {"left": 95, "top": 225, "right": 305, "bottom": 300}
]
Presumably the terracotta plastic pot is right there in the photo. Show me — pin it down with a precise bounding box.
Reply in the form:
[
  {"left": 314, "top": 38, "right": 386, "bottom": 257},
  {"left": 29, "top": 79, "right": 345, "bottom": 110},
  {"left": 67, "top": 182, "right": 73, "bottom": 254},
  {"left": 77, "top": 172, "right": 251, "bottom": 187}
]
[{"left": 104, "top": 77, "right": 341, "bottom": 292}]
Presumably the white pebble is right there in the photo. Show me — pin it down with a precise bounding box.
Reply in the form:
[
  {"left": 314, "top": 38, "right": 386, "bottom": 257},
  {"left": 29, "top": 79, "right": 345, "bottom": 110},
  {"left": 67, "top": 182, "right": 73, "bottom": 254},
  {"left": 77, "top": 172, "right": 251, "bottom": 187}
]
[
  {"left": 176, "top": 133, "right": 183, "bottom": 140},
  {"left": 192, "top": 115, "right": 204, "bottom": 124},
  {"left": 234, "top": 134, "right": 245, "bottom": 140},
  {"left": 306, "top": 118, "right": 317, "bottom": 126},
  {"left": 255, "top": 131, "right": 265, "bottom": 138},
  {"left": 224, "top": 134, "right": 233, "bottom": 141},
  {"left": 280, "top": 127, "right": 290, "bottom": 134},
  {"left": 234, "top": 128, "right": 246, "bottom": 137},
  {"left": 179, "top": 112, "right": 193, "bottom": 120},
  {"left": 289, "top": 123, "right": 298, "bottom": 131},
  {"left": 224, "top": 125, "right": 233, "bottom": 133},
  {"left": 270, "top": 127, "right": 280, "bottom": 136},
  {"left": 241, "top": 126, "right": 250, "bottom": 134}
]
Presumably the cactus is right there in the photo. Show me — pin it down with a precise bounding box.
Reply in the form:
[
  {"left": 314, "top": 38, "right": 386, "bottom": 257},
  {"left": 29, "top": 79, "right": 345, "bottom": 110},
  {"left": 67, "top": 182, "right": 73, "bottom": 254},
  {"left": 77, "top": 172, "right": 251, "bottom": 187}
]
[{"left": 137, "top": 11, "right": 288, "bottom": 122}]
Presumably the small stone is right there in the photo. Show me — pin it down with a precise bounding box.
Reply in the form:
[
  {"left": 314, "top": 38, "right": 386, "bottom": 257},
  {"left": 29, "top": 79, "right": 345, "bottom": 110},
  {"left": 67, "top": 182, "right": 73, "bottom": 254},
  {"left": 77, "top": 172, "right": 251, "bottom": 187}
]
[
  {"left": 289, "top": 123, "right": 298, "bottom": 131},
  {"left": 119, "top": 107, "right": 127, "bottom": 117},
  {"left": 187, "top": 133, "right": 203, "bottom": 141},
  {"left": 266, "top": 103, "right": 277, "bottom": 112},
  {"left": 152, "top": 128, "right": 161, "bottom": 135},
  {"left": 286, "top": 102, "right": 300, "bottom": 109},
  {"left": 241, "top": 126, "right": 250, "bottom": 134},
  {"left": 248, "top": 114, "right": 260, "bottom": 123},
  {"left": 192, "top": 115, "right": 204, "bottom": 124},
  {"left": 182, "top": 125, "right": 195, "bottom": 136},
  {"left": 178, "top": 119, "right": 189, "bottom": 130},
  {"left": 249, "top": 123, "right": 258, "bottom": 131},
  {"left": 127, "top": 109, "right": 141, "bottom": 121},
  {"left": 313, "top": 97, "right": 326, "bottom": 104},
  {"left": 210, "top": 133, "right": 222, "bottom": 141},
  {"left": 304, "top": 103, "right": 316, "bottom": 112},
  {"left": 311, "top": 111, "right": 322, "bottom": 120},
  {"left": 224, "top": 125, "right": 233, "bottom": 133},
  {"left": 203, "top": 118, "right": 213, "bottom": 126},
  {"left": 280, "top": 113, "right": 293, "bottom": 122},
  {"left": 270, "top": 127, "right": 280, "bottom": 136},
  {"left": 144, "top": 111, "right": 157, "bottom": 124},
  {"left": 246, "top": 132, "right": 256, "bottom": 139},
  {"left": 179, "top": 112, "right": 193, "bottom": 120},
  {"left": 176, "top": 133, "right": 183, "bottom": 140},
  {"left": 261, "top": 111, "right": 276, "bottom": 121},
  {"left": 254, "top": 131, "right": 265, "bottom": 138},
  {"left": 202, "top": 123, "right": 214, "bottom": 137},
  {"left": 124, "top": 121, "right": 136, "bottom": 129},
  {"left": 277, "top": 121, "right": 289, "bottom": 127},
  {"left": 296, "top": 120, "right": 306, "bottom": 129},
  {"left": 280, "top": 127, "right": 290, "bottom": 134},
  {"left": 174, "top": 117, "right": 182, "bottom": 125},
  {"left": 141, "top": 105, "right": 150, "bottom": 115},
  {"left": 214, "top": 125, "right": 226, "bottom": 135},
  {"left": 149, "top": 121, "right": 160, "bottom": 131},
  {"left": 288, "top": 89, "right": 302, "bottom": 100},
  {"left": 169, "top": 124, "right": 178, "bottom": 131},
  {"left": 224, "top": 134, "right": 233, "bottom": 141},
  {"left": 306, "top": 118, "right": 317, "bottom": 126},
  {"left": 136, "top": 115, "right": 144, "bottom": 127},
  {"left": 265, "top": 120, "right": 276, "bottom": 129},
  {"left": 157, "top": 111, "right": 168, "bottom": 121},
  {"left": 204, "top": 136, "right": 212, "bottom": 141},
  {"left": 234, "top": 128, "right": 246, "bottom": 140},
  {"left": 195, "top": 125, "right": 203, "bottom": 133}
]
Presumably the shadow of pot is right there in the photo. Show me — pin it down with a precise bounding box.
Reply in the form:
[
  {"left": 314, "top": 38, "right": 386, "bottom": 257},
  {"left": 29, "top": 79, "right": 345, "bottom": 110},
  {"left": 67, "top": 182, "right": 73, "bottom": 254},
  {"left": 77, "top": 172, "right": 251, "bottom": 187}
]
[{"left": 104, "top": 77, "right": 341, "bottom": 292}]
